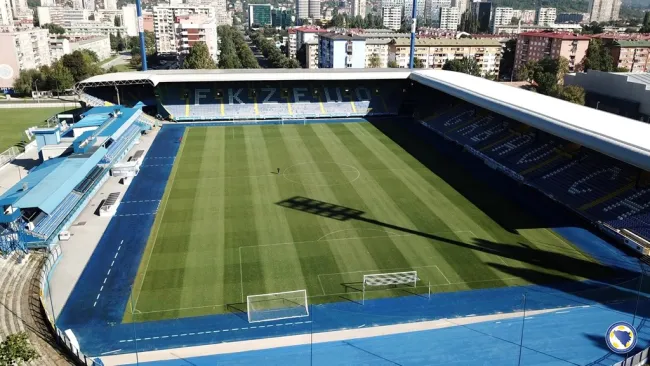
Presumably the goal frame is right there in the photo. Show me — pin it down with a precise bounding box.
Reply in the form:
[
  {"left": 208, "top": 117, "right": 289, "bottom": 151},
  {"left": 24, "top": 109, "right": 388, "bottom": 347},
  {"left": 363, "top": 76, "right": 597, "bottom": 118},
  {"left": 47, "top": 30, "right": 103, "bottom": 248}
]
[
  {"left": 362, "top": 271, "right": 418, "bottom": 304},
  {"left": 246, "top": 289, "right": 309, "bottom": 323}
]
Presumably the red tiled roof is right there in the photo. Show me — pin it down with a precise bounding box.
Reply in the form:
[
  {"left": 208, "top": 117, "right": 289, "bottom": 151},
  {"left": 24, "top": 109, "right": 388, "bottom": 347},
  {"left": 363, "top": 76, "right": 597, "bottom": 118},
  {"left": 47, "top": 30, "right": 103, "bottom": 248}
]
[{"left": 518, "top": 31, "right": 591, "bottom": 40}]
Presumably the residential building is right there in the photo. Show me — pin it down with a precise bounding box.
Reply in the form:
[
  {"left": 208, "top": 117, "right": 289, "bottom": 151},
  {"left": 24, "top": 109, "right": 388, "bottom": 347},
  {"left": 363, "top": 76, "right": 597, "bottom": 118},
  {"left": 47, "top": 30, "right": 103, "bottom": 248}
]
[
  {"left": 248, "top": 4, "right": 272, "bottom": 27},
  {"left": 0, "top": 28, "right": 51, "bottom": 89},
  {"left": 556, "top": 12, "right": 586, "bottom": 24},
  {"left": 103, "top": 0, "right": 116, "bottom": 10},
  {"left": 64, "top": 22, "right": 126, "bottom": 36},
  {"left": 122, "top": 4, "right": 138, "bottom": 36},
  {"left": 308, "top": 0, "right": 320, "bottom": 21},
  {"left": 471, "top": 0, "right": 492, "bottom": 33},
  {"left": 71, "top": 35, "right": 111, "bottom": 60},
  {"left": 174, "top": 14, "right": 218, "bottom": 62},
  {"left": 143, "top": 11, "right": 154, "bottom": 31},
  {"left": 493, "top": 23, "right": 582, "bottom": 35},
  {"left": 296, "top": 0, "right": 309, "bottom": 20},
  {"left": 512, "top": 9, "right": 536, "bottom": 24},
  {"left": 351, "top": 0, "right": 366, "bottom": 18},
  {"left": 49, "top": 37, "right": 70, "bottom": 62},
  {"left": 365, "top": 38, "right": 390, "bottom": 67},
  {"left": 305, "top": 38, "right": 318, "bottom": 68},
  {"left": 390, "top": 38, "right": 501, "bottom": 75},
  {"left": 153, "top": 5, "right": 214, "bottom": 55},
  {"left": 0, "top": 0, "right": 13, "bottom": 26},
  {"left": 382, "top": 0, "right": 404, "bottom": 7},
  {"left": 318, "top": 33, "right": 366, "bottom": 68},
  {"left": 36, "top": 7, "right": 92, "bottom": 26},
  {"left": 404, "top": 0, "right": 425, "bottom": 19},
  {"left": 514, "top": 32, "right": 590, "bottom": 75},
  {"left": 381, "top": 6, "right": 402, "bottom": 31},
  {"left": 536, "top": 7, "right": 556, "bottom": 26},
  {"left": 40, "top": 0, "right": 55, "bottom": 6},
  {"left": 272, "top": 8, "right": 293, "bottom": 28},
  {"left": 454, "top": 0, "right": 468, "bottom": 16},
  {"left": 288, "top": 26, "right": 327, "bottom": 58},
  {"left": 439, "top": 6, "right": 459, "bottom": 30},
  {"left": 587, "top": 0, "right": 621, "bottom": 22},
  {"left": 610, "top": 40, "right": 650, "bottom": 72},
  {"left": 491, "top": 7, "right": 513, "bottom": 30},
  {"left": 426, "top": 0, "right": 451, "bottom": 25},
  {"left": 9, "top": 0, "right": 27, "bottom": 17},
  {"left": 83, "top": 0, "right": 95, "bottom": 11}
]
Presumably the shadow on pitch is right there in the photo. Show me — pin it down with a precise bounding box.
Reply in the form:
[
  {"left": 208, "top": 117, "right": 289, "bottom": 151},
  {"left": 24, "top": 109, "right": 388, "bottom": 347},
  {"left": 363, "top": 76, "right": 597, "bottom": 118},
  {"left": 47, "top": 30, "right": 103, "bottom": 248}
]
[
  {"left": 225, "top": 302, "right": 248, "bottom": 321},
  {"left": 275, "top": 196, "right": 650, "bottom": 316}
]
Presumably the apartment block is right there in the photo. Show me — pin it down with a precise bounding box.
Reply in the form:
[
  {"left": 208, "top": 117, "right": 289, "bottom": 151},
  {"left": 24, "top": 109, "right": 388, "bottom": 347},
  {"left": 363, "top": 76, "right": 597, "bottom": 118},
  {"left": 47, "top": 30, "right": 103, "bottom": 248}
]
[
  {"left": 287, "top": 26, "right": 327, "bottom": 58},
  {"left": 351, "top": 0, "right": 366, "bottom": 18},
  {"left": 439, "top": 6, "right": 459, "bottom": 30},
  {"left": 248, "top": 4, "right": 271, "bottom": 27},
  {"left": 365, "top": 38, "right": 390, "bottom": 68},
  {"left": 0, "top": 0, "right": 13, "bottom": 26},
  {"left": 390, "top": 38, "right": 501, "bottom": 75},
  {"left": 514, "top": 32, "right": 590, "bottom": 75},
  {"left": 536, "top": 7, "right": 556, "bottom": 26},
  {"left": 64, "top": 22, "right": 126, "bottom": 37},
  {"left": 492, "top": 7, "right": 513, "bottom": 30},
  {"left": 174, "top": 14, "right": 218, "bottom": 62},
  {"left": 71, "top": 35, "right": 111, "bottom": 61},
  {"left": 404, "top": 0, "right": 425, "bottom": 19},
  {"left": 318, "top": 33, "right": 366, "bottom": 68},
  {"left": 305, "top": 38, "right": 318, "bottom": 68},
  {"left": 154, "top": 4, "right": 214, "bottom": 55},
  {"left": 0, "top": 28, "right": 51, "bottom": 89},
  {"left": 610, "top": 40, "right": 650, "bottom": 72},
  {"left": 381, "top": 6, "right": 402, "bottom": 31},
  {"left": 588, "top": 0, "right": 621, "bottom": 22}
]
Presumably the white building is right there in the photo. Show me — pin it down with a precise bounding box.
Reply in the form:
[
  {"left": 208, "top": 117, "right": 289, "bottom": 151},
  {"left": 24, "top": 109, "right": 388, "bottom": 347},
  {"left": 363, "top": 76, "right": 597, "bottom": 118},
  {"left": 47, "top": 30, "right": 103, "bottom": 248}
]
[
  {"left": 404, "top": 0, "right": 425, "bottom": 19},
  {"left": 426, "top": 0, "right": 451, "bottom": 25},
  {"left": 83, "top": 0, "right": 95, "bottom": 11},
  {"left": 153, "top": 4, "right": 214, "bottom": 54},
  {"left": 40, "top": 0, "right": 55, "bottom": 6},
  {"left": 37, "top": 7, "right": 92, "bottom": 25},
  {"left": 0, "top": 28, "right": 51, "bottom": 89},
  {"left": 308, "top": 0, "right": 320, "bottom": 21},
  {"left": 439, "top": 6, "right": 459, "bottom": 30},
  {"left": 318, "top": 33, "right": 366, "bottom": 68},
  {"left": 492, "top": 22, "right": 581, "bottom": 35},
  {"left": 64, "top": 22, "right": 126, "bottom": 36},
  {"left": 174, "top": 14, "right": 218, "bottom": 62},
  {"left": 49, "top": 37, "right": 71, "bottom": 62},
  {"left": 305, "top": 38, "right": 318, "bottom": 68},
  {"left": 0, "top": 0, "right": 13, "bottom": 26},
  {"left": 365, "top": 38, "right": 390, "bottom": 68},
  {"left": 536, "top": 7, "right": 556, "bottom": 26},
  {"left": 103, "top": 0, "right": 116, "bottom": 10},
  {"left": 351, "top": 0, "right": 366, "bottom": 18},
  {"left": 122, "top": 4, "right": 138, "bottom": 36},
  {"left": 453, "top": 0, "right": 468, "bottom": 16},
  {"left": 492, "top": 7, "right": 513, "bottom": 30},
  {"left": 382, "top": 6, "right": 402, "bottom": 30},
  {"left": 588, "top": 0, "right": 621, "bottom": 22},
  {"left": 71, "top": 35, "right": 111, "bottom": 61}
]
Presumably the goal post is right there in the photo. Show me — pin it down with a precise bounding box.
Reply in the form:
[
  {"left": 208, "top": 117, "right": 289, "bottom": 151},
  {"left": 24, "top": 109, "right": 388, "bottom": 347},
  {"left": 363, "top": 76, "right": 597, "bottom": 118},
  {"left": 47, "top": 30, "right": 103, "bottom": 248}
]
[
  {"left": 362, "top": 271, "right": 418, "bottom": 304},
  {"left": 246, "top": 289, "right": 309, "bottom": 323}
]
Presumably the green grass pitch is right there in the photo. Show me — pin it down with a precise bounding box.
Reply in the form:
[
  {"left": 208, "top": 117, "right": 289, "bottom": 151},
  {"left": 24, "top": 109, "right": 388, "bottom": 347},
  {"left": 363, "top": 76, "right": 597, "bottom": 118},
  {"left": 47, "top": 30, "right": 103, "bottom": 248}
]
[
  {"left": 0, "top": 107, "right": 71, "bottom": 152},
  {"left": 125, "top": 122, "right": 602, "bottom": 322}
]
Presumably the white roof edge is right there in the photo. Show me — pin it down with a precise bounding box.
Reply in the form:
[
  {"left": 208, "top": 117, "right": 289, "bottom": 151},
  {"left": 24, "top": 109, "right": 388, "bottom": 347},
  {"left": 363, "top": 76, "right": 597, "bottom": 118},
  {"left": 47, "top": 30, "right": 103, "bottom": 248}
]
[
  {"left": 78, "top": 69, "right": 412, "bottom": 87},
  {"left": 410, "top": 70, "right": 650, "bottom": 172}
]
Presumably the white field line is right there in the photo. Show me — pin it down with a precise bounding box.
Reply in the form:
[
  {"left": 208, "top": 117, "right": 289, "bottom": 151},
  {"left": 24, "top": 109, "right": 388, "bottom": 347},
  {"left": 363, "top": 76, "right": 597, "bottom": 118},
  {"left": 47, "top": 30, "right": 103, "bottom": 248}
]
[
  {"left": 316, "top": 228, "right": 403, "bottom": 242},
  {"left": 129, "top": 276, "right": 525, "bottom": 315},
  {"left": 239, "top": 246, "right": 244, "bottom": 303},
  {"left": 100, "top": 306, "right": 575, "bottom": 366},
  {"left": 133, "top": 130, "right": 187, "bottom": 310}
]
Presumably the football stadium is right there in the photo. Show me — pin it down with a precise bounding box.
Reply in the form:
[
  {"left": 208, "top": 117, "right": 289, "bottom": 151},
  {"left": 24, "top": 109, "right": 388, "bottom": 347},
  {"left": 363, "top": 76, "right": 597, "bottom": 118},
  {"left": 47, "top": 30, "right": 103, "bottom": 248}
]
[{"left": 1, "top": 69, "right": 650, "bottom": 365}]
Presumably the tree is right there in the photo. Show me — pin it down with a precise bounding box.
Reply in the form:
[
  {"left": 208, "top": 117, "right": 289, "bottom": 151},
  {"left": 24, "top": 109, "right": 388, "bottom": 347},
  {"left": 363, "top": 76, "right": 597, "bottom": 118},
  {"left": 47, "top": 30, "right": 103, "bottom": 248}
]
[
  {"left": 442, "top": 57, "right": 481, "bottom": 76},
  {"left": 387, "top": 60, "right": 398, "bottom": 68},
  {"left": 369, "top": 53, "right": 381, "bottom": 68},
  {"left": 413, "top": 56, "right": 425, "bottom": 68},
  {"left": 535, "top": 72, "right": 559, "bottom": 95},
  {"left": 583, "top": 39, "right": 614, "bottom": 72},
  {"left": 13, "top": 70, "right": 37, "bottom": 95},
  {"left": 0, "top": 332, "right": 39, "bottom": 365},
  {"left": 582, "top": 21, "right": 604, "bottom": 34},
  {"left": 114, "top": 15, "right": 121, "bottom": 27},
  {"left": 616, "top": 66, "right": 630, "bottom": 72},
  {"left": 61, "top": 50, "right": 103, "bottom": 82},
  {"left": 42, "top": 23, "right": 65, "bottom": 35},
  {"left": 640, "top": 12, "right": 650, "bottom": 33},
  {"left": 498, "top": 39, "right": 516, "bottom": 80},
  {"left": 557, "top": 85, "right": 585, "bottom": 105},
  {"left": 183, "top": 42, "right": 217, "bottom": 69},
  {"left": 47, "top": 61, "right": 75, "bottom": 94}
]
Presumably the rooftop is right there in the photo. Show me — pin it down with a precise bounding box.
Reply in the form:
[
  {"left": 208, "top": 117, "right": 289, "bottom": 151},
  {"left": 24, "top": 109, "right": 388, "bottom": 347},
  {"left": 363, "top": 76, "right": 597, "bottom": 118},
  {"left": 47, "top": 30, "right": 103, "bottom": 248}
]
[
  {"left": 518, "top": 31, "right": 590, "bottom": 40},
  {"left": 615, "top": 40, "right": 650, "bottom": 48},
  {"left": 393, "top": 38, "right": 502, "bottom": 47},
  {"left": 320, "top": 33, "right": 365, "bottom": 40}
]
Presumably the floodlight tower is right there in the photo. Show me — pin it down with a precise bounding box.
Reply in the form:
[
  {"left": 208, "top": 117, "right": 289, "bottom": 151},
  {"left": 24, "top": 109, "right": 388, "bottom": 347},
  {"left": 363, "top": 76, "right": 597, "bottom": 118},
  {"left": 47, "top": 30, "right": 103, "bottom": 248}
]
[
  {"left": 136, "top": 0, "right": 148, "bottom": 71},
  {"left": 409, "top": 0, "right": 417, "bottom": 69}
]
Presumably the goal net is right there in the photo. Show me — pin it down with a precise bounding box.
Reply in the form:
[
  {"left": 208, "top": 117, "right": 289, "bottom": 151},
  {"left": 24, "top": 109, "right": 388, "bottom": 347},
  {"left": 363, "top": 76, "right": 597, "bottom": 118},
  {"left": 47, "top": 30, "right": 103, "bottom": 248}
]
[
  {"left": 247, "top": 289, "right": 309, "bottom": 323},
  {"left": 362, "top": 271, "right": 418, "bottom": 304}
]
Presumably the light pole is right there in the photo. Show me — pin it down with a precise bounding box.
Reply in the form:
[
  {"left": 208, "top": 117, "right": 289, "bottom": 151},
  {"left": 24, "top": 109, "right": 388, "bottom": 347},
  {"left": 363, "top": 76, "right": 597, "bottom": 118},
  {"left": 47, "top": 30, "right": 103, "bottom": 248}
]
[
  {"left": 518, "top": 293, "right": 527, "bottom": 366},
  {"left": 33, "top": 81, "right": 40, "bottom": 104}
]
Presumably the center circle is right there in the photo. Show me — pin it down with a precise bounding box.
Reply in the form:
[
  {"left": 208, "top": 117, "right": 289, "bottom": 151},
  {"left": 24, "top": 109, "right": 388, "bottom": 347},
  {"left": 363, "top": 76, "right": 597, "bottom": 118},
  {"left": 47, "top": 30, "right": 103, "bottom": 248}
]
[{"left": 282, "top": 162, "right": 360, "bottom": 187}]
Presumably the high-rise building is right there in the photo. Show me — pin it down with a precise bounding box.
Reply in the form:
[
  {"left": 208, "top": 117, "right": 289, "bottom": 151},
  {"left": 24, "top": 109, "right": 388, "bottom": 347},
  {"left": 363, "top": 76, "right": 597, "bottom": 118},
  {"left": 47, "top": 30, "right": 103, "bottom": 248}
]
[
  {"left": 83, "top": 0, "right": 94, "bottom": 11},
  {"left": 36, "top": 6, "right": 92, "bottom": 25},
  {"left": 351, "top": 0, "right": 366, "bottom": 18},
  {"left": 587, "top": 0, "right": 621, "bottom": 22},
  {"left": 365, "top": 38, "right": 390, "bottom": 68},
  {"left": 296, "top": 0, "right": 320, "bottom": 22},
  {"left": 153, "top": 4, "right": 215, "bottom": 55},
  {"left": 175, "top": 14, "right": 218, "bottom": 62},
  {"left": 492, "top": 7, "right": 513, "bottom": 30},
  {"left": 426, "top": 0, "right": 451, "bottom": 26},
  {"left": 0, "top": 28, "right": 51, "bottom": 89},
  {"left": 0, "top": 0, "right": 13, "bottom": 26},
  {"left": 536, "top": 7, "right": 556, "bottom": 26},
  {"left": 248, "top": 4, "right": 272, "bottom": 27},
  {"left": 471, "top": 0, "right": 491, "bottom": 33},
  {"left": 404, "top": 0, "right": 425, "bottom": 19},
  {"left": 453, "top": 0, "right": 468, "bottom": 16},
  {"left": 308, "top": 0, "right": 320, "bottom": 20},
  {"left": 103, "top": 0, "right": 116, "bottom": 10},
  {"left": 318, "top": 33, "right": 366, "bottom": 68},
  {"left": 514, "top": 32, "right": 590, "bottom": 74},
  {"left": 122, "top": 4, "right": 138, "bottom": 36},
  {"left": 382, "top": 6, "right": 402, "bottom": 30},
  {"left": 514, "top": 9, "right": 536, "bottom": 24},
  {"left": 439, "top": 6, "right": 459, "bottom": 30}
]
